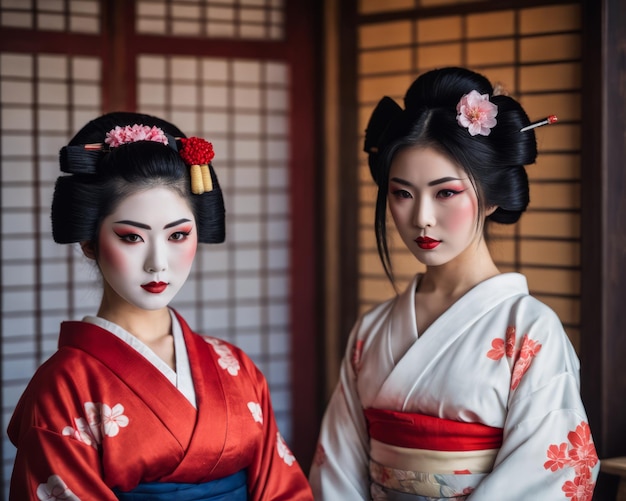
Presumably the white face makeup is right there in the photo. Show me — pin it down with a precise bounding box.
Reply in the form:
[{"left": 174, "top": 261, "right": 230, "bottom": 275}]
[
  {"left": 388, "top": 146, "right": 482, "bottom": 268},
  {"left": 94, "top": 187, "right": 198, "bottom": 311}
]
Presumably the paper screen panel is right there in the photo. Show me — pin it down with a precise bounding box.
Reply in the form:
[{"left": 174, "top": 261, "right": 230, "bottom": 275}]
[
  {"left": 136, "top": 0, "right": 284, "bottom": 40},
  {"left": 0, "top": 51, "right": 102, "bottom": 497},
  {"left": 0, "top": 0, "right": 100, "bottom": 32},
  {"left": 137, "top": 54, "right": 293, "bottom": 439}
]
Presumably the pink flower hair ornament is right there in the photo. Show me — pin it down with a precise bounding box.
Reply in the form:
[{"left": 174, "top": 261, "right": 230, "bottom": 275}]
[
  {"left": 104, "top": 124, "right": 169, "bottom": 148},
  {"left": 104, "top": 125, "right": 217, "bottom": 195},
  {"left": 456, "top": 90, "right": 498, "bottom": 137},
  {"left": 61, "top": 126, "right": 217, "bottom": 196}
]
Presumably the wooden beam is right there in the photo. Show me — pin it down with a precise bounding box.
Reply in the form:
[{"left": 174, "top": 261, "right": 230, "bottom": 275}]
[
  {"left": 286, "top": 0, "right": 322, "bottom": 473},
  {"left": 580, "top": 0, "right": 626, "bottom": 498}
]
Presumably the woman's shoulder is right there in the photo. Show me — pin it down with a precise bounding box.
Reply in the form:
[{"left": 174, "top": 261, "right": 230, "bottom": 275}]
[
  {"left": 189, "top": 330, "right": 262, "bottom": 376},
  {"left": 509, "top": 287, "right": 564, "bottom": 330},
  {"left": 481, "top": 273, "right": 563, "bottom": 328},
  {"left": 504, "top": 282, "right": 579, "bottom": 362},
  {"left": 170, "top": 310, "right": 264, "bottom": 377}
]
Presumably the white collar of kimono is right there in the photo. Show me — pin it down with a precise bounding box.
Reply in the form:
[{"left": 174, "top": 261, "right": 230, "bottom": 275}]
[
  {"left": 390, "top": 272, "right": 529, "bottom": 360},
  {"left": 82, "top": 309, "right": 197, "bottom": 408}
]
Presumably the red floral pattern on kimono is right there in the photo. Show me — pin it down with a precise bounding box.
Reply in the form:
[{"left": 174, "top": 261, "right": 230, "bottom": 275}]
[
  {"left": 310, "top": 273, "right": 599, "bottom": 500},
  {"left": 486, "top": 325, "right": 516, "bottom": 360},
  {"left": 351, "top": 339, "right": 365, "bottom": 374},
  {"left": 487, "top": 326, "right": 542, "bottom": 390},
  {"left": 313, "top": 443, "right": 327, "bottom": 467},
  {"left": 544, "top": 421, "right": 598, "bottom": 500}
]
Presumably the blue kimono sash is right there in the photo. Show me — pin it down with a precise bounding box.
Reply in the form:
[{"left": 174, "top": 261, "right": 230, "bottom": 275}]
[{"left": 113, "top": 469, "right": 248, "bottom": 501}]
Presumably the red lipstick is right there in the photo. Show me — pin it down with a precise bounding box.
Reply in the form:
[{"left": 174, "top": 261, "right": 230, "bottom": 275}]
[
  {"left": 415, "top": 237, "right": 440, "bottom": 250},
  {"left": 141, "top": 282, "right": 168, "bottom": 293}
]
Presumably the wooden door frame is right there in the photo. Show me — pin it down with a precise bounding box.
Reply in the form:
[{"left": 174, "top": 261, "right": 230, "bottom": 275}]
[{"left": 580, "top": 0, "right": 626, "bottom": 497}]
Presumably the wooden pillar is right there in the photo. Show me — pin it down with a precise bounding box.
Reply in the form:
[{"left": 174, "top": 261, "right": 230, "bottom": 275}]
[
  {"left": 580, "top": 0, "right": 626, "bottom": 498},
  {"left": 101, "top": 0, "right": 136, "bottom": 112},
  {"left": 286, "top": 0, "right": 322, "bottom": 473},
  {"left": 336, "top": 0, "right": 360, "bottom": 359}
]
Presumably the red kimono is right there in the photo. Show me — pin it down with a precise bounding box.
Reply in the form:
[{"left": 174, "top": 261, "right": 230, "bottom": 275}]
[{"left": 8, "top": 310, "right": 313, "bottom": 500}]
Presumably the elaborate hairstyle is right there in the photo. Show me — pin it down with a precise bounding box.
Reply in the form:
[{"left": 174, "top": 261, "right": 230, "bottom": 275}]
[
  {"left": 364, "top": 67, "right": 538, "bottom": 281},
  {"left": 51, "top": 112, "right": 225, "bottom": 245}
]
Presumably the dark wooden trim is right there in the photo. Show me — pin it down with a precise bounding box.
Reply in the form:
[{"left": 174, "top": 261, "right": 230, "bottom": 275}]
[
  {"left": 580, "top": 0, "right": 626, "bottom": 498},
  {"left": 102, "top": 0, "right": 137, "bottom": 112},
  {"left": 129, "top": 36, "right": 285, "bottom": 59},
  {"left": 0, "top": 28, "right": 103, "bottom": 54},
  {"left": 285, "top": 0, "right": 322, "bottom": 473},
  {"left": 337, "top": 0, "right": 360, "bottom": 355},
  {"left": 579, "top": 0, "right": 604, "bottom": 448},
  {"left": 0, "top": 23, "right": 283, "bottom": 60},
  {"left": 359, "top": 0, "right": 580, "bottom": 23},
  {"left": 601, "top": 0, "right": 626, "bottom": 456}
]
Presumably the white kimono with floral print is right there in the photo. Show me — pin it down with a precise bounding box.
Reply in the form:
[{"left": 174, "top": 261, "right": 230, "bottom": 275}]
[{"left": 310, "top": 273, "right": 599, "bottom": 501}]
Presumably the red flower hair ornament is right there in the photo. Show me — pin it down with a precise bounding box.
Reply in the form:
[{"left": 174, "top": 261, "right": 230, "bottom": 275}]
[{"left": 178, "top": 137, "right": 216, "bottom": 194}]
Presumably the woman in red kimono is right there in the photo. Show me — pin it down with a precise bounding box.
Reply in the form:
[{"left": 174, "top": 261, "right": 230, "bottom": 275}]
[{"left": 8, "top": 112, "right": 313, "bottom": 501}]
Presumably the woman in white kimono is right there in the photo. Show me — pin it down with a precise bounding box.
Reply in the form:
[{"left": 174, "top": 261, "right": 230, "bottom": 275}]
[{"left": 309, "top": 67, "right": 599, "bottom": 500}]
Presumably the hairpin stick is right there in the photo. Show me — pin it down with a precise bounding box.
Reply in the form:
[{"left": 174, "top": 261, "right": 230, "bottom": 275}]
[{"left": 520, "top": 115, "right": 558, "bottom": 132}]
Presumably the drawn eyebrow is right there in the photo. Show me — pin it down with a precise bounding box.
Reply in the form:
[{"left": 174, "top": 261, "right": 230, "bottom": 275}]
[
  {"left": 113, "top": 218, "right": 192, "bottom": 230},
  {"left": 389, "top": 177, "right": 413, "bottom": 187},
  {"left": 114, "top": 220, "right": 151, "bottom": 230},
  {"left": 428, "top": 176, "right": 464, "bottom": 186},
  {"left": 164, "top": 218, "right": 192, "bottom": 229},
  {"left": 389, "top": 176, "right": 464, "bottom": 188}
]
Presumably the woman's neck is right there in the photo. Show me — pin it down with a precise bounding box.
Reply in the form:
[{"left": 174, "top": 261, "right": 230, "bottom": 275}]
[
  {"left": 96, "top": 294, "right": 172, "bottom": 344},
  {"left": 419, "top": 238, "right": 500, "bottom": 298}
]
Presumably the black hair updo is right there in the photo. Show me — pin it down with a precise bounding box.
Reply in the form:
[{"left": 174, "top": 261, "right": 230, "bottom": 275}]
[
  {"left": 364, "top": 67, "right": 538, "bottom": 281},
  {"left": 51, "top": 111, "right": 225, "bottom": 245}
]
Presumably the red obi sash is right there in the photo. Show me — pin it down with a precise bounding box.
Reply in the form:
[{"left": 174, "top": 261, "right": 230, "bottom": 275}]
[{"left": 364, "top": 408, "right": 503, "bottom": 452}]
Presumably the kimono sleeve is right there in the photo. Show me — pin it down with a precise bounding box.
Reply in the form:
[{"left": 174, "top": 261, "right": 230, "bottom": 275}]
[
  {"left": 309, "top": 317, "right": 371, "bottom": 500},
  {"left": 9, "top": 401, "right": 118, "bottom": 500},
  {"left": 240, "top": 354, "right": 313, "bottom": 501},
  {"left": 468, "top": 304, "right": 600, "bottom": 500}
]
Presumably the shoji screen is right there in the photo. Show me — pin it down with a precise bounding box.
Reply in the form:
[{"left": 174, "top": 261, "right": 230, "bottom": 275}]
[
  {"left": 0, "top": 0, "right": 316, "bottom": 496},
  {"left": 135, "top": 0, "right": 284, "bottom": 39},
  {"left": 136, "top": 54, "right": 293, "bottom": 437},
  {"left": 357, "top": 2, "right": 583, "bottom": 348},
  {"left": 1, "top": 51, "right": 103, "bottom": 498}
]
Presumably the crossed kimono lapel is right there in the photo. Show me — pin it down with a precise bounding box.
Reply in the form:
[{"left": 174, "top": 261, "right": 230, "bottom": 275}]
[{"left": 371, "top": 273, "right": 528, "bottom": 409}]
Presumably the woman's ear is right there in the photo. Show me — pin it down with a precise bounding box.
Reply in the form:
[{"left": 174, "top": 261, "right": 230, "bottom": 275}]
[
  {"left": 80, "top": 241, "right": 96, "bottom": 260},
  {"left": 485, "top": 205, "right": 498, "bottom": 217}
]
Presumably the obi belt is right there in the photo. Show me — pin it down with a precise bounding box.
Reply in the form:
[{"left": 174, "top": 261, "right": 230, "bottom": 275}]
[
  {"left": 113, "top": 469, "right": 247, "bottom": 501},
  {"left": 364, "top": 408, "right": 503, "bottom": 500}
]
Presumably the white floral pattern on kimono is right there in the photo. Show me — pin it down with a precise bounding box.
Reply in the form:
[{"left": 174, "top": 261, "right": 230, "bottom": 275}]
[
  {"left": 37, "top": 475, "right": 80, "bottom": 501},
  {"left": 248, "top": 401, "right": 263, "bottom": 424},
  {"left": 277, "top": 432, "right": 296, "bottom": 466},
  {"left": 204, "top": 336, "right": 241, "bottom": 375},
  {"left": 62, "top": 402, "right": 128, "bottom": 448}
]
